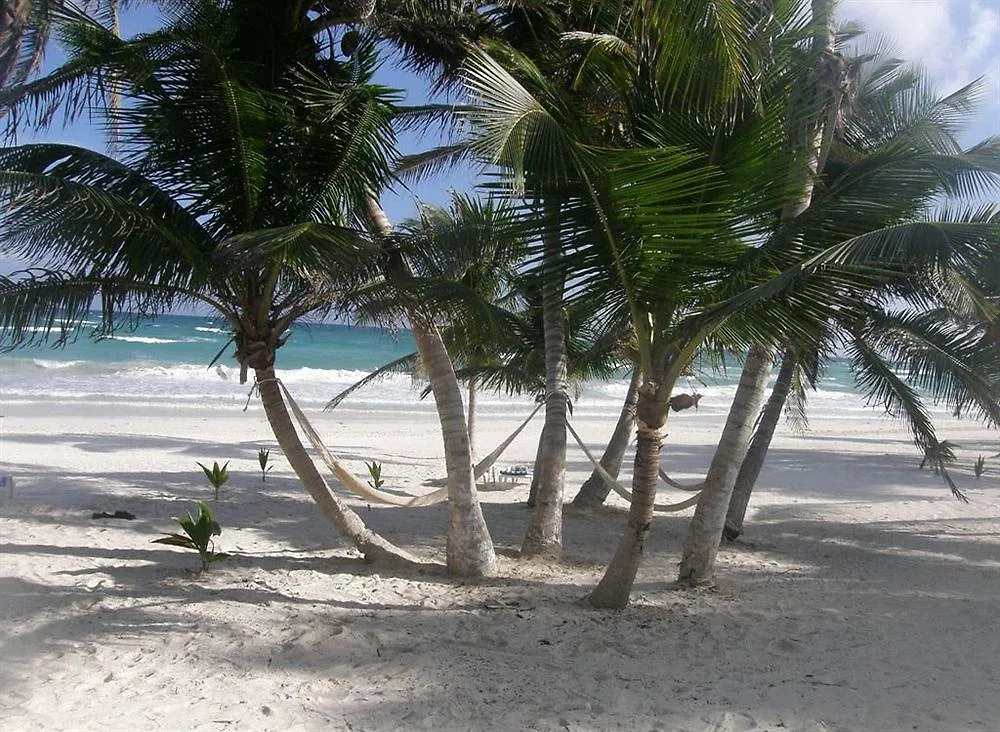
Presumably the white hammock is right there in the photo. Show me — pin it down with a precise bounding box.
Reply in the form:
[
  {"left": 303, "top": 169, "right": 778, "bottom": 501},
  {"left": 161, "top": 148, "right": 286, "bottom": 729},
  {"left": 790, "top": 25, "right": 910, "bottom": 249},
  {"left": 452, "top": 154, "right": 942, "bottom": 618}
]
[
  {"left": 565, "top": 420, "right": 702, "bottom": 513},
  {"left": 278, "top": 380, "right": 539, "bottom": 507},
  {"left": 658, "top": 468, "right": 705, "bottom": 491}
]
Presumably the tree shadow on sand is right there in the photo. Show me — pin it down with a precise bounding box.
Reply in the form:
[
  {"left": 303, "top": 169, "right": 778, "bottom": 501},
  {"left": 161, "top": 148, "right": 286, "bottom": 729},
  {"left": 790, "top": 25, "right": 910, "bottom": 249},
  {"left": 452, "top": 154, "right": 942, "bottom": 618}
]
[
  {"left": 4, "top": 504, "right": 1000, "bottom": 730},
  {"left": 4, "top": 432, "right": 998, "bottom": 730}
]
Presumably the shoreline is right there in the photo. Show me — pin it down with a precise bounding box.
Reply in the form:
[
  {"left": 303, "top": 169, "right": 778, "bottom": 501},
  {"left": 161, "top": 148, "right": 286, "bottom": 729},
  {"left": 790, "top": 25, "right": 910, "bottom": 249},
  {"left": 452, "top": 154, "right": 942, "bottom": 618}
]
[{"left": 2, "top": 401, "right": 998, "bottom": 730}]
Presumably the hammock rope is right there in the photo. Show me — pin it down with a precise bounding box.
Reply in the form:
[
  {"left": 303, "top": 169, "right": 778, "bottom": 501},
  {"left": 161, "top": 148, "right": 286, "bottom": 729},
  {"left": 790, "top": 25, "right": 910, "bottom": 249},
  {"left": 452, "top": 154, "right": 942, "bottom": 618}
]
[
  {"left": 565, "top": 419, "right": 702, "bottom": 513},
  {"left": 658, "top": 468, "right": 705, "bottom": 491},
  {"left": 475, "top": 402, "right": 543, "bottom": 479},
  {"left": 422, "top": 403, "right": 543, "bottom": 486},
  {"left": 274, "top": 377, "right": 698, "bottom": 512},
  {"left": 275, "top": 379, "right": 538, "bottom": 507}
]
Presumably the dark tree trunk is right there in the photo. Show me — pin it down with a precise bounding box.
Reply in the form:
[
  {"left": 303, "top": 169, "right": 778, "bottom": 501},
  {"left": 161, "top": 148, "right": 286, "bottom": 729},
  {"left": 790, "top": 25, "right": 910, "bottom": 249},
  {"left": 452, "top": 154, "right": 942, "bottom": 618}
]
[
  {"left": 724, "top": 351, "right": 798, "bottom": 540},
  {"left": 586, "top": 380, "right": 668, "bottom": 609},
  {"left": 573, "top": 368, "right": 641, "bottom": 506},
  {"left": 522, "top": 201, "right": 568, "bottom": 559}
]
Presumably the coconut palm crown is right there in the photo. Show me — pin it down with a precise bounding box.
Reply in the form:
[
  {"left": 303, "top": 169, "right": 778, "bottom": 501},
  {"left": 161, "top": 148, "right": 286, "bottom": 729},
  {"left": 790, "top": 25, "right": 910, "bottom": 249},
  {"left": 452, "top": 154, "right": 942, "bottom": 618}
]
[
  {"left": 0, "top": 1, "right": 425, "bottom": 565},
  {"left": 456, "top": 0, "right": 1000, "bottom": 605}
]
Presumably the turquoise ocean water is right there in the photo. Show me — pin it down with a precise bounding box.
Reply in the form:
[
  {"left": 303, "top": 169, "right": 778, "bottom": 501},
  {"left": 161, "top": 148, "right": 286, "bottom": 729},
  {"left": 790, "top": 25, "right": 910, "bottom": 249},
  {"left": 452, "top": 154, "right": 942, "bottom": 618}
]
[{"left": 0, "top": 312, "right": 876, "bottom": 418}]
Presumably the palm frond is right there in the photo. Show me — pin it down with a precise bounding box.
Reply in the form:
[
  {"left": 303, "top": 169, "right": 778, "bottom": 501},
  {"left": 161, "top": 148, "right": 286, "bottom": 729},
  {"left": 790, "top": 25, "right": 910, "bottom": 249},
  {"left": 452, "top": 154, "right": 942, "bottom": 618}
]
[
  {"left": 325, "top": 351, "right": 420, "bottom": 411},
  {"left": 0, "top": 268, "right": 212, "bottom": 348},
  {"left": 847, "top": 333, "right": 937, "bottom": 448},
  {"left": 0, "top": 143, "right": 214, "bottom": 288},
  {"left": 858, "top": 307, "right": 1000, "bottom": 426},
  {"left": 219, "top": 223, "right": 377, "bottom": 275},
  {"left": 393, "top": 142, "right": 478, "bottom": 186},
  {"left": 1, "top": 3, "right": 126, "bottom": 135},
  {"left": 392, "top": 102, "right": 473, "bottom": 137},
  {"left": 460, "top": 46, "right": 597, "bottom": 195}
]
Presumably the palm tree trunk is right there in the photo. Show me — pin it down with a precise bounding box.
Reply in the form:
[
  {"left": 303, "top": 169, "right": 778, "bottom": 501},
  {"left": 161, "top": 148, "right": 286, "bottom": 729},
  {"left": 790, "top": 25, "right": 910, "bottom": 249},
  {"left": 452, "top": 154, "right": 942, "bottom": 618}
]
[
  {"left": 709, "top": 0, "right": 842, "bottom": 552},
  {"left": 573, "top": 368, "right": 641, "bottom": 506},
  {"left": 363, "top": 194, "right": 496, "bottom": 578},
  {"left": 711, "top": 0, "right": 844, "bottom": 550},
  {"left": 586, "top": 380, "right": 668, "bottom": 608},
  {"left": 253, "top": 365, "right": 418, "bottom": 566},
  {"left": 526, "top": 436, "right": 544, "bottom": 507},
  {"left": 783, "top": 0, "right": 839, "bottom": 220},
  {"left": 724, "top": 351, "right": 798, "bottom": 540},
  {"left": 677, "top": 345, "right": 773, "bottom": 584},
  {"left": 521, "top": 201, "right": 568, "bottom": 559},
  {"left": 467, "top": 375, "right": 477, "bottom": 459},
  {"left": 410, "top": 321, "right": 497, "bottom": 576}
]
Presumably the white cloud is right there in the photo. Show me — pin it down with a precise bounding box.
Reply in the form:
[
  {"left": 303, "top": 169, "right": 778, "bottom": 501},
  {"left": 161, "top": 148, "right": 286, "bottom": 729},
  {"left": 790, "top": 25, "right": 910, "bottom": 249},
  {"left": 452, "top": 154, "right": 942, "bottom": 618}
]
[
  {"left": 838, "top": 0, "right": 999, "bottom": 142},
  {"left": 838, "top": 0, "right": 999, "bottom": 92}
]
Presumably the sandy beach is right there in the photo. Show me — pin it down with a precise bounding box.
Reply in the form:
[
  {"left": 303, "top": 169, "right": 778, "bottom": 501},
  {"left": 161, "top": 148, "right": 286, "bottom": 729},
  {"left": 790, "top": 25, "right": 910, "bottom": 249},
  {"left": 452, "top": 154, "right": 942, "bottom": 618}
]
[{"left": 1, "top": 401, "right": 998, "bottom": 731}]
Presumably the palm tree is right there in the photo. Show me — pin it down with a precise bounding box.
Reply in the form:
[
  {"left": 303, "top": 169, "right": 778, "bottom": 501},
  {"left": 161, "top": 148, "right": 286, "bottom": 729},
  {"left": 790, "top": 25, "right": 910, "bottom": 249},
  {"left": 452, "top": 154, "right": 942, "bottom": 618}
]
[
  {"left": 0, "top": 3, "right": 421, "bottom": 566},
  {"left": 724, "top": 248, "right": 1000, "bottom": 540},
  {"left": 676, "top": 0, "right": 843, "bottom": 585},
  {"left": 458, "top": 0, "right": 817, "bottom": 606},
  {"left": 718, "top": 44, "right": 1000, "bottom": 542},
  {"left": 453, "top": 3, "right": 595, "bottom": 560},
  {"left": 360, "top": 194, "right": 500, "bottom": 576},
  {"left": 377, "top": 0, "right": 643, "bottom": 558},
  {"left": 3, "top": 0, "right": 521, "bottom": 577},
  {"left": 461, "top": 0, "right": 1000, "bottom": 606},
  {"left": 351, "top": 192, "right": 540, "bottom": 575},
  {"left": 351, "top": 206, "right": 628, "bottom": 495},
  {"left": 723, "top": 347, "right": 801, "bottom": 539},
  {"left": 388, "top": 194, "right": 527, "bottom": 457}
]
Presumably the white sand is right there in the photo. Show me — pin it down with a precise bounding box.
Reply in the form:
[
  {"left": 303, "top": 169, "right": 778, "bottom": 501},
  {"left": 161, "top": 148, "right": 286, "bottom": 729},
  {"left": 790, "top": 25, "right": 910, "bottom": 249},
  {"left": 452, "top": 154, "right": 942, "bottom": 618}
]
[{"left": 1, "top": 400, "right": 998, "bottom": 731}]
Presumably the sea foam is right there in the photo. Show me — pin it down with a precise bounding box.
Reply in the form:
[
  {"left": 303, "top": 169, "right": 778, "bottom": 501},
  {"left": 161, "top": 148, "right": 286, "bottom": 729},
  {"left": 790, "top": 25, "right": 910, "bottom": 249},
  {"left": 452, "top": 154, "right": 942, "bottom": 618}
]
[{"left": 0, "top": 311, "right": 938, "bottom": 422}]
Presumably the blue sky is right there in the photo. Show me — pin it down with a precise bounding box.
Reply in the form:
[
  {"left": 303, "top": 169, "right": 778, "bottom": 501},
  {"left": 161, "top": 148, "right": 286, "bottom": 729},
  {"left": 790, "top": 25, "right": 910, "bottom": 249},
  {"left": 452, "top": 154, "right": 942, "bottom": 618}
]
[{"left": 5, "top": 0, "right": 998, "bottom": 275}]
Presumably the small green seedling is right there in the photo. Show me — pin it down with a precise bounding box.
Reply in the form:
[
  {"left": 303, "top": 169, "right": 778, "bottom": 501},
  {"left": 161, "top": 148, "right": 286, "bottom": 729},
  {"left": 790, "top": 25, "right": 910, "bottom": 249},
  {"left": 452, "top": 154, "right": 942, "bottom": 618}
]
[
  {"left": 366, "top": 461, "right": 384, "bottom": 490},
  {"left": 257, "top": 448, "right": 273, "bottom": 482},
  {"left": 153, "top": 501, "right": 229, "bottom": 572},
  {"left": 197, "top": 460, "right": 230, "bottom": 500},
  {"left": 974, "top": 455, "right": 986, "bottom": 479}
]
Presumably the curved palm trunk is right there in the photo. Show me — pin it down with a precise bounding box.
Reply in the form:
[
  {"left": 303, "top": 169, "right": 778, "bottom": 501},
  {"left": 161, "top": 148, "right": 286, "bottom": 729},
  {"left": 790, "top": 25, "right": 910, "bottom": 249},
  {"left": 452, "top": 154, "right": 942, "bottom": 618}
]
[
  {"left": 713, "top": 0, "right": 844, "bottom": 545},
  {"left": 573, "top": 368, "right": 641, "bottom": 506},
  {"left": 522, "top": 203, "right": 568, "bottom": 558},
  {"left": 724, "top": 351, "right": 798, "bottom": 540},
  {"left": 254, "top": 366, "right": 418, "bottom": 566},
  {"left": 677, "top": 345, "right": 772, "bottom": 584},
  {"left": 586, "top": 380, "right": 668, "bottom": 609},
  {"left": 364, "top": 194, "right": 496, "bottom": 578},
  {"left": 411, "top": 322, "right": 497, "bottom": 576}
]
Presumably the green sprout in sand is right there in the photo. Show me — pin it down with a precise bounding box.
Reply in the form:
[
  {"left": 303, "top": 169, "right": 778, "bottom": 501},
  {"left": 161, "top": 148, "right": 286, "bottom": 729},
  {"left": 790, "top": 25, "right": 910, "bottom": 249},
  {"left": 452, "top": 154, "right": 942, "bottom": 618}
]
[
  {"left": 198, "top": 460, "right": 230, "bottom": 500},
  {"left": 366, "top": 461, "right": 384, "bottom": 490},
  {"left": 153, "top": 501, "right": 229, "bottom": 572},
  {"left": 257, "top": 448, "right": 273, "bottom": 482}
]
